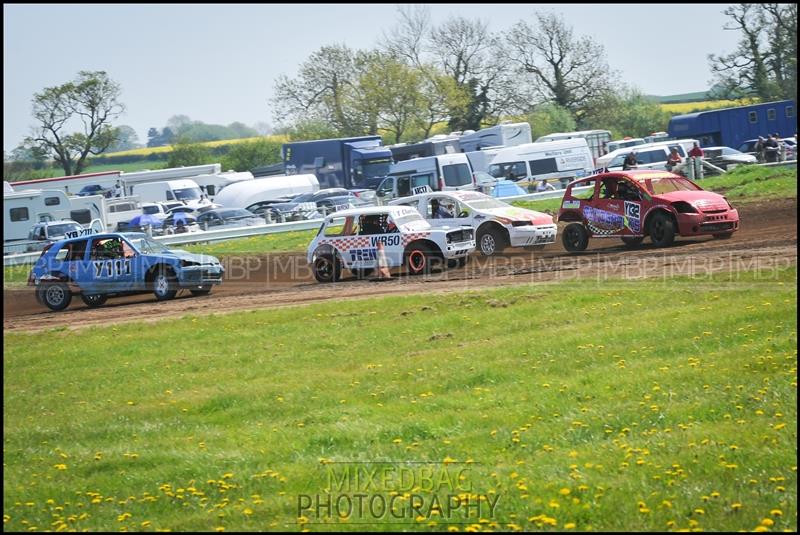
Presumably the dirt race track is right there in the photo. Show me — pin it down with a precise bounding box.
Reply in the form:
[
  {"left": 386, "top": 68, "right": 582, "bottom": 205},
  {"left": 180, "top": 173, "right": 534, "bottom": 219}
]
[{"left": 4, "top": 199, "right": 797, "bottom": 333}]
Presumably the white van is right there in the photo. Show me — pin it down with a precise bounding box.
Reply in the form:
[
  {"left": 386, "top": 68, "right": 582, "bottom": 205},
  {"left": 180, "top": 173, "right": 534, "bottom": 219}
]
[
  {"left": 487, "top": 139, "right": 594, "bottom": 189},
  {"left": 376, "top": 153, "right": 476, "bottom": 203},
  {"left": 596, "top": 139, "right": 698, "bottom": 171},
  {"left": 606, "top": 138, "right": 646, "bottom": 154},
  {"left": 131, "top": 179, "right": 209, "bottom": 210}
]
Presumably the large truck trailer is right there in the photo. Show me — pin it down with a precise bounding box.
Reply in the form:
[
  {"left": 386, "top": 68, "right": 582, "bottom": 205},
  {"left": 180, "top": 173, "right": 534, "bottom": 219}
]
[{"left": 282, "top": 136, "right": 393, "bottom": 190}]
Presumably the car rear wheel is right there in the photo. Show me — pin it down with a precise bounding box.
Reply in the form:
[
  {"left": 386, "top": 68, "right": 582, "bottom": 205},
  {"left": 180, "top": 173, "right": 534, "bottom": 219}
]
[
  {"left": 80, "top": 293, "right": 108, "bottom": 308},
  {"left": 38, "top": 282, "right": 72, "bottom": 312},
  {"left": 153, "top": 268, "right": 178, "bottom": 301},
  {"left": 190, "top": 285, "right": 212, "bottom": 296},
  {"left": 313, "top": 254, "right": 341, "bottom": 283},
  {"left": 649, "top": 213, "right": 676, "bottom": 247},
  {"left": 562, "top": 223, "right": 589, "bottom": 252}
]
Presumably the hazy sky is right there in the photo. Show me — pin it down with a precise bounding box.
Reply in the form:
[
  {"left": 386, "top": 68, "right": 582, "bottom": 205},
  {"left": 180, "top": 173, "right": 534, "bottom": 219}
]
[{"left": 3, "top": 3, "right": 740, "bottom": 152}]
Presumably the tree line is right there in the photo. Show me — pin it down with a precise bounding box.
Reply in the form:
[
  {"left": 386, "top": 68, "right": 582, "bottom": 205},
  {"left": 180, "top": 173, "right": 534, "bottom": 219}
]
[{"left": 8, "top": 4, "right": 796, "bottom": 178}]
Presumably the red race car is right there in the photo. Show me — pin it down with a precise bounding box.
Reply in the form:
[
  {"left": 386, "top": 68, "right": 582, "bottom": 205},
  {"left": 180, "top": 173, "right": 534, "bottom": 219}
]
[{"left": 557, "top": 170, "right": 740, "bottom": 252}]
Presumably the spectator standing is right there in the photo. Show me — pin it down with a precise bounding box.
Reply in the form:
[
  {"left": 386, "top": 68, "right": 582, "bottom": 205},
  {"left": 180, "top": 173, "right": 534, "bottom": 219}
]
[
  {"left": 764, "top": 135, "right": 779, "bottom": 163},
  {"left": 754, "top": 136, "right": 766, "bottom": 163},
  {"left": 622, "top": 152, "right": 638, "bottom": 170},
  {"left": 688, "top": 142, "right": 704, "bottom": 158}
]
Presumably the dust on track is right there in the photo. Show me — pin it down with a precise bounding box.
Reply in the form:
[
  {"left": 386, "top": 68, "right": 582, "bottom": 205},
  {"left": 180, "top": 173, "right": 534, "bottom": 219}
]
[{"left": 4, "top": 199, "right": 796, "bottom": 333}]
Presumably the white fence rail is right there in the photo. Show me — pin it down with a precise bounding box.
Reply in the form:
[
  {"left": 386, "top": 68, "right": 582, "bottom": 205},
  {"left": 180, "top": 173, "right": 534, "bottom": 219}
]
[{"left": 3, "top": 187, "right": 586, "bottom": 267}]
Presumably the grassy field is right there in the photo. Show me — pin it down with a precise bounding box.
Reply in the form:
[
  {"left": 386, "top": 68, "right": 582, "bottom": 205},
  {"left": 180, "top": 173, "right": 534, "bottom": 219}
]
[
  {"left": 659, "top": 99, "right": 759, "bottom": 114},
  {"left": 3, "top": 267, "right": 796, "bottom": 532},
  {"left": 101, "top": 135, "right": 289, "bottom": 159}
]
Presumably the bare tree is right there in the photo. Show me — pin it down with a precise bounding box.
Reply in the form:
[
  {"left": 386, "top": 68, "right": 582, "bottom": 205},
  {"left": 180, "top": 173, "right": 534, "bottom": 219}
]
[
  {"left": 708, "top": 3, "right": 796, "bottom": 100},
  {"left": 507, "top": 12, "right": 617, "bottom": 115},
  {"left": 272, "top": 45, "right": 367, "bottom": 136},
  {"left": 381, "top": 5, "right": 430, "bottom": 67},
  {"left": 24, "top": 71, "right": 124, "bottom": 176}
]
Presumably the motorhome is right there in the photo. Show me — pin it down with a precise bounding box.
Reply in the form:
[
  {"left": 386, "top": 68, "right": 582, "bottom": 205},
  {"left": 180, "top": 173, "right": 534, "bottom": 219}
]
[
  {"left": 131, "top": 179, "right": 210, "bottom": 210},
  {"left": 487, "top": 139, "right": 594, "bottom": 188},
  {"left": 535, "top": 130, "right": 612, "bottom": 161},
  {"left": 119, "top": 163, "right": 246, "bottom": 200},
  {"left": 389, "top": 135, "right": 461, "bottom": 162},
  {"left": 3, "top": 189, "right": 111, "bottom": 242},
  {"left": 213, "top": 174, "right": 319, "bottom": 209},
  {"left": 9, "top": 171, "right": 122, "bottom": 195},
  {"left": 458, "top": 122, "right": 532, "bottom": 152}
]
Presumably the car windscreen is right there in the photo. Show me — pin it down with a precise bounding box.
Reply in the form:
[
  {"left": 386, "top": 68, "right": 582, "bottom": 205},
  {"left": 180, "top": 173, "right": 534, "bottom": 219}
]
[
  {"left": 464, "top": 197, "right": 508, "bottom": 210},
  {"left": 129, "top": 237, "right": 172, "bottom": 254},
  {"left": 644, "top": 177, "right": 702, "bottom": 194},
  {"left": 442, "top": 163, "right": 472, "bottom": 187},
  {"left": 173, "top": 187, "right": 201, "bottom": 200},
  {"left": 220, "top": 209, "right": 255, "bottom": 219},
  {"left": 48, "top": 223, "right": 82, "bottom": 236},
  {"left": 142, "top": 206, "right": 161, "bottom": 215},
  {"left": 392, "top": 212, "right": 426, "bottom": 227}
]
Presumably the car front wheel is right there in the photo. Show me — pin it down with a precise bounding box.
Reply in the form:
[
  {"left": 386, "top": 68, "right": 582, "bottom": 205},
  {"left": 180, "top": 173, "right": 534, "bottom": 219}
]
[
  {"left": 153, "top": 269, "right": 178, "bottom": 301},
  {"left": 38, "top": 282, "right": 72, "bottom": 312},
  {"left": 562, "top": 223, "right": 589, "bottom": 252},
  {"left": 477, "top": 227, "right": 506, "bottom": 256},
  {"left": 313, "top": 254, "right": 341, "bottom": 283},
  {"left": 649, "top": 213, "right": 676, "bottom": 247}
]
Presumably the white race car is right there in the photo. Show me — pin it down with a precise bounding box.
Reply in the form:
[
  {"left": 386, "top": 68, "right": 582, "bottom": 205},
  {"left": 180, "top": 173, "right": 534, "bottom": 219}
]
[
  {"left": 307, "top": 206, "right": 475, "bottom": 282},
  {"left": 389, "top": 190, "right": 557, "bottom": 255}
]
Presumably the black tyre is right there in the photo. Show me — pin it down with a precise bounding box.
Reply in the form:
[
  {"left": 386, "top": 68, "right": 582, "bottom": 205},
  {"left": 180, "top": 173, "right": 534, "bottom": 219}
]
[
  {"left": 190, "top": 285, "right": 212, "bottom": 296},
  {"left": 649, "top": 212, "right": 676, "bottom": 247},
  {"left": 621, "top": 236, "right": 645, "bottom": 247},
  {"left": 80, "top": 293, "right": 108, "bottom": 308},
  {"left": 562, "top": 223, "right": 589, "bottom": 252},
  {"left": 406, "top": 243, "right": 436, "bottom": 275},
  {"left": 713, "top": 232, "right": 733, "bottom": 240},
  {"left": 477, "top": 226, "right": 506, "bottom": 256},
  {"left": 313, "top": 254, "right": 341, "bottom": 283},
  {"left": 38, "top": 282, "right": 72, "bottom": 312},
  {"left": 152, "top": 267, "right": 178, "bottom": 301},
  {"left": 351, "top": 268, "right": 374, "bottom": 280}
]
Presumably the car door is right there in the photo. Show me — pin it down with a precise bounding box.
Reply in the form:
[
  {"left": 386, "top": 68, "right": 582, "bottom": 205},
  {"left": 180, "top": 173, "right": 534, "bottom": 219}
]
[
  {"left": 356, "top": 213, "right": 402, "bottom": 268},
  {"left": 588, "top": 176, "right": 635, "bottom": 237},
  {"left": 86, "top": 236, "right": 136, "bottom": 293}
]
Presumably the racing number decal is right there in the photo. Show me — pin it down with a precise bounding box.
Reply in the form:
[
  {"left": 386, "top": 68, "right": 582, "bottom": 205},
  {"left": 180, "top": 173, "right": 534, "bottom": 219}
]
[
  {"left": 92, "top": 259, "right": 132, "bottom": 278},
  {"left": 624, "top": 201, "right": 641, "bottom": 233},
  {"left": 370, "top": 235, "right": 400, "bottom": 247}
]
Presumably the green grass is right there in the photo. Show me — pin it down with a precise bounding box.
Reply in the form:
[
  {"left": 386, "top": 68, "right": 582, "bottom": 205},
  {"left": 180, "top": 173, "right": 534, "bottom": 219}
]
[
  {"left": 3, "top": 267, "right": 797, "bottom": 532},
  {"left": 181, "top": 229, "right": 319, "bottom": 257},
  {"left": 697, "top": 164, "right": 797, "bottom": 202}
]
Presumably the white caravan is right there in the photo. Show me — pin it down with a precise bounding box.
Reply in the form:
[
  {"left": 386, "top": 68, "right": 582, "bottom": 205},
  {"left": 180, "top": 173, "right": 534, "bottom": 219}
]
[
  {"left": 487, "top": 139, "right": 594, "bottom": 188},
  {"left": 213, "top": 174, "right": 319, "bottom": 209},
  {"left": 458, "top": 122, "right": 532, "bottom": 153}
]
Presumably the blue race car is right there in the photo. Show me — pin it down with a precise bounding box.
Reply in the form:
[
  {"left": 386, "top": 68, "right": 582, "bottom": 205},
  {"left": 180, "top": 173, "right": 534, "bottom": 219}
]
[{"left": 27, "top": 232, "right": 224, "bottom": 311}]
